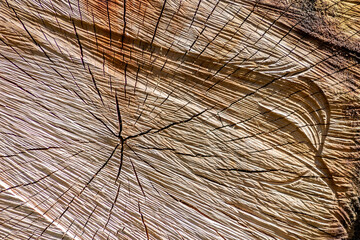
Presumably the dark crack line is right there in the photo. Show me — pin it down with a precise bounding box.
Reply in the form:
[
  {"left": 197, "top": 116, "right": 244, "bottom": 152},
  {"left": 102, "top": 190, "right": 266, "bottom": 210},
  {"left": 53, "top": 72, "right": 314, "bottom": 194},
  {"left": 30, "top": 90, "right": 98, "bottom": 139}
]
[
  {"left": 135, "top": 145, "right": 213, "bottom": 157},
  {"left": 153, "top": 108, "right": 208, "bottom": 134},
  {"left": 238, "top": 2, "right": 258, "bottom": 30},
  {"left": 134, "top": 66, "right": 140, "bottom": 94},
  {"left": 121, "top": 0, "right": 127, "bottom": 50},
  {"left": 88, "top": 65, "right": 104, "bottom": 105},
  {"left": 126, "top": 109, "right": 208, "bottom": 141},
  {"left": 126, "top": 143, "right": 168, "bottom": 176},
  {"left": 10, "top": 6, "right": 54, "bottom": 66},
  {"left": 105, "top": 181, "right": 121, "bottom": 230},
  {"left": 0, "top": 53, "right": 39, "bottom": 84},
  {"left": 62, "top": 218, "right": 75, "bottom": 239},
  {"left": 115, "top": 92, "right": 123, "bottom": 137},
  {"left": 71, "top": 18, "right": 85, "bottom": 68},
  {"left": 67, "top": 0, "right": 73, "bottom": 12},
  {"left": 189, "top": 2, "right": 350, "bottom": 123},
  {"left": 189, "top": 0, "right": 202, "bottom": 29},
  {"left": 39, "top": 216, "right": 58, "bottom": 237},
  {"left": 57, "top": 145, "right": 120, "bottom": 231},
  {"left": 0, "top": 146, "right": 60, "bottom": 158},
  {"left": 124, "top": 63, "right": 128, "bottom": 98},
  {"left": 92, "top": 229, "right": 100, "bottom": 239},
  {"left": 167, "top": 192, "right": 215, "bottom": 221},
  {"left": 1, "top": 30, "right": 70, "bottom": 94},
  {"left": 130, "top": 157, "right": 145, "bottom": 197},
  {"left": 0, "top": 35, "right": 34, "bottom": 75},
  {"left": 79, "top": 143, "right": 120, "bottom": 195},
  {"left": 81, "top": 202, "right": 98, "bottom": 235},
  {"left": 206, "top": 3, "right": 293, "bottom": 92},
  {"left": 135, "top": 146, "right": 175, "bottom": 151},
  {"left": 124, "top": 129, "right": 152, "bottom": 141},
  {"left": 180, "top": 0, "right": 220, "bottom": 62},
  {"left": 115, "top": 140, "right": 124, "bottom": 184},
  {"left": 186, "top": 3, "right": 252, "bottom": 80},
  {"left": 138, "top": 203, "right": 149, "bottom": 240},
  {"left": 91, "top": 11, "right": 99, "bottom": 50},
  {"left": 43, "top": 184, "right": 73, "bottom": 216},
  {"left": 150, "top": 0, "right": 167, "bottom": 57},
  {"left": 194, "top": 13, "right": 236, "bottom": 61},
  {"left": 194, "top": 173, "right": 228, "bottom": 187},
  {"left": 253, "top": 2, "right": 294, "bottom": 46},
  {"left": 136, "top": 145, "right": 214, "bottom": 158},
  {"left": 217, "top": 168, "right": 279, "bottom": 173},
  {"left": 87, "top": 110, "right": 117, "bottom": 137},
  {"left": 81, "top": 188, "right": 102, "bottom": 236},
  {"left": 174, "top": 152, "right": 214, "bottom": 158},
  {"left": 106, "top": 0, "right": 112, "bottom": 47},
  {"left": 77, "top": 0, "right": 83, "bottom": 25},
  {"left": 0, "top": 167, "right": 65, "bottom": 194},
  {"left": 114, "top": 92, "right": 126, "bottom": 184}
]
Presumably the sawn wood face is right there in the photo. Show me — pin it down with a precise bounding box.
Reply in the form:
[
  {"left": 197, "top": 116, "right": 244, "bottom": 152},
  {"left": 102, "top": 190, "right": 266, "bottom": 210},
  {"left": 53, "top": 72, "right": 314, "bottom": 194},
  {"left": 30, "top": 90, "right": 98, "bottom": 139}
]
[{"left": 0, "top": 0, "right": 359, "bottom": 239}]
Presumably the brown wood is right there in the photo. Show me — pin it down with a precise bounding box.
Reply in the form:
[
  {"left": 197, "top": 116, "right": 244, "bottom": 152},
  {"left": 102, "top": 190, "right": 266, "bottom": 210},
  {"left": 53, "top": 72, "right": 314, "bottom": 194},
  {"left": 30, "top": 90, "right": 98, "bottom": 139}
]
[{"left": 0, "top": 0, "right": 359, "bottom": 239}]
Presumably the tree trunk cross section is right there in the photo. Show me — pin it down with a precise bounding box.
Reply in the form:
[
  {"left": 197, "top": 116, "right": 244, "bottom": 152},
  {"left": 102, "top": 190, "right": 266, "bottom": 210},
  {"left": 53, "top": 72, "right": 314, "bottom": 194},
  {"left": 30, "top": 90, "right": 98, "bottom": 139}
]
[{"left": 0, "top": 0, "right": 359, "bottom": 239}]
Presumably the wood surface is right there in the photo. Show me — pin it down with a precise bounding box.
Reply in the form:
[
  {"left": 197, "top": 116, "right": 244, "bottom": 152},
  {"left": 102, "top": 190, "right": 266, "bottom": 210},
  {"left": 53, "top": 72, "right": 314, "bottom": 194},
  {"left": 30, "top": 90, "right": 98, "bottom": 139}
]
[{"left": 0, "top": 0, "right": 360, "bottom": 239}]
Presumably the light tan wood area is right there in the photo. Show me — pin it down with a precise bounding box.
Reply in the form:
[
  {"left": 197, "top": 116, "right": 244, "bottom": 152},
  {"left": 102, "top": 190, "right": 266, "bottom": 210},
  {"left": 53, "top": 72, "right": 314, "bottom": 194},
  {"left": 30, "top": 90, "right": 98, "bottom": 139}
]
[{"left": 0, "top": 0, "right": 359, "bottom": 239}]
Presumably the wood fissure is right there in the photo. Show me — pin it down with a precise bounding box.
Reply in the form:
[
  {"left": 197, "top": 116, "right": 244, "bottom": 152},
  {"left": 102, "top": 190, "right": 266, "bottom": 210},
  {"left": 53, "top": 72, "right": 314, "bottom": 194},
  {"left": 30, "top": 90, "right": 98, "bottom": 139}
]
[{"left": 0, "top": 0, "right": 359, "bottom": 239}]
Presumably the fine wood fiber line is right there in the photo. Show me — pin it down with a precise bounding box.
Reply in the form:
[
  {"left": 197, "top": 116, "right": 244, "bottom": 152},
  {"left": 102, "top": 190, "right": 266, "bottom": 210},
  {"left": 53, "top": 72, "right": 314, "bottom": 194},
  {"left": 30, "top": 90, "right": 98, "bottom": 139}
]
[{"left": 0, "top": 0, "right": 359, "bottom": 239}]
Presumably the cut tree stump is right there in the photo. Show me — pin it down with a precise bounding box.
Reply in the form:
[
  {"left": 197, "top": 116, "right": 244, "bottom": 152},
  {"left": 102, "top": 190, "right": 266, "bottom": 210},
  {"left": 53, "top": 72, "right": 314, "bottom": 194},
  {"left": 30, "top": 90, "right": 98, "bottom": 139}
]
[{"left": 0, "top": 0, "right": 359, "bottom": 239}]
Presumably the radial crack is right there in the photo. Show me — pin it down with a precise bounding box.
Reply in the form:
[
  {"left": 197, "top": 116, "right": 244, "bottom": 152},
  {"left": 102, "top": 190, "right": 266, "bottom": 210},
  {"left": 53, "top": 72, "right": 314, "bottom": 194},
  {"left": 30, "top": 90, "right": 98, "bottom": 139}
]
[{"left": 79, "top": 143, "right": 120, "bottom": 195}]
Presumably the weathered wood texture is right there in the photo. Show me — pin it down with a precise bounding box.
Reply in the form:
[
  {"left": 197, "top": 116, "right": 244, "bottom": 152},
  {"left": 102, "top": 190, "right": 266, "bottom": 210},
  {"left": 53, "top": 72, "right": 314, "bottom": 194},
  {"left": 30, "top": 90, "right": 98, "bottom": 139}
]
[{"left": 0, "top": 0, "right": 360, "bottom": 239}]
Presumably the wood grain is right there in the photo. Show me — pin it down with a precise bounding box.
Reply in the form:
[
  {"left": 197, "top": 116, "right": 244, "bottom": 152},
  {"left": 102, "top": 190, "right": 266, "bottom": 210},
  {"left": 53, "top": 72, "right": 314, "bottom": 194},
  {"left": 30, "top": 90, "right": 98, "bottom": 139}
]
[{"left": 0, "top": 0, "right": 359, "bottom": 239}]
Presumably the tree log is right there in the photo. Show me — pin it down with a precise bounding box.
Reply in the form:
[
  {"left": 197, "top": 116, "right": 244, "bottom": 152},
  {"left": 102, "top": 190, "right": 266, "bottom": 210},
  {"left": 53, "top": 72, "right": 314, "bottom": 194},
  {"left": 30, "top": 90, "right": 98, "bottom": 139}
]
[{"left": 0, "top": 0, "right": 359, "bottom": 239}]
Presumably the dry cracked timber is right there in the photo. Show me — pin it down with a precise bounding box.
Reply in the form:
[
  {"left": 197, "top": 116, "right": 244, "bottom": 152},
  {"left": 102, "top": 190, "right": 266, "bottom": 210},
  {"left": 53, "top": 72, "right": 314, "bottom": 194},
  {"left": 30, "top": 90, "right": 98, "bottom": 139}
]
[{"left": 0, "top": 0, "right": 359, "bottom": 239}]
